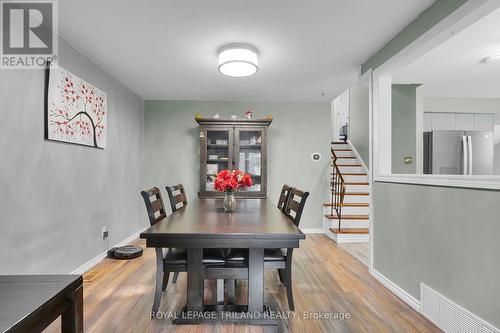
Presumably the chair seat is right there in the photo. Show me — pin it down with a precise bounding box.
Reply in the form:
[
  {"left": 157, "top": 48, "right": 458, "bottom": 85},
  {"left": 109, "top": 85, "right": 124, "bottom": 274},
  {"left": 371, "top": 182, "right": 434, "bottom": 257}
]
[
  {"left": 203, "top": 248, "right": 226, "bottom": 265},
  {"left": 163, "top": 248, "right": 188, "bottom": 265},
  {"left": 226, "top": 248, "right": 248, "bottom": 262},
  {"left": 264, "top": 248, "right": 287, "bottom": 261},
  {"left": 163, "top": 248, "right": 226, "bottom": 265}
]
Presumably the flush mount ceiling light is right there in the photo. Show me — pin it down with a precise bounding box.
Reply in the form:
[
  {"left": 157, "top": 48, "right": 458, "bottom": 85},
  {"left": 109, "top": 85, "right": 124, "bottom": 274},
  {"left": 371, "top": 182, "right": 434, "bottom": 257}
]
[
  {"left": 218, "top": 45, "right": 258, "bottom": 77},
  {"left": 481, "top": 55, "right": 500, "bottom": 63}
]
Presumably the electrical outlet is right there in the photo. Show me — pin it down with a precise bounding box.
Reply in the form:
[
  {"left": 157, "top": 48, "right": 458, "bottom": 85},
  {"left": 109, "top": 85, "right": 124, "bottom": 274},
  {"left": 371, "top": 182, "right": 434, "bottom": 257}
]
[{"left": 101, "top": 226, "right": 108, "bottom": 239}]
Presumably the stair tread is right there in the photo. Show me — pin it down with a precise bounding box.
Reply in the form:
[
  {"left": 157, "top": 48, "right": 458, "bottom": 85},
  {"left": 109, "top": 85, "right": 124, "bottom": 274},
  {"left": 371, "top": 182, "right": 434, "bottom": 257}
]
[
  {"left": 337, "top": 164, "right": 362, "bottom": 167},
  {"left": 345, "top": 182, "right": 369, "bottom": 185},
  {"left": 330, "top": 228, "right": 369, "bottom": 234},
  {"left": 333, "top": 156, "right": 356, "bottom": 159},
  {"left": 344, "top": 192, "right": 369, "bottom": 196},
  {"left": 324, "top": 202, "right": 370, "bottom": 206},
  {"left": 337, "top": 173, "right": 367, "bottom": 176},
  {"left": 331, "top": 141, "right": 348, "bottom": 144},
  {"left": 333, "top": 148, "right": 352, "bottom": 152},
  {"left": 325, "top": 214, "right": 369, "bottom": 220}
]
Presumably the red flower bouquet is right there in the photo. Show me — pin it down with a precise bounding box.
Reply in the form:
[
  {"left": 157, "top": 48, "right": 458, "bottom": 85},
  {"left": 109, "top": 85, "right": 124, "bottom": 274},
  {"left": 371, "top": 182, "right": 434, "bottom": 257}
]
[{"left": 214, "top": 169, "right": 253, "bottom": 193}]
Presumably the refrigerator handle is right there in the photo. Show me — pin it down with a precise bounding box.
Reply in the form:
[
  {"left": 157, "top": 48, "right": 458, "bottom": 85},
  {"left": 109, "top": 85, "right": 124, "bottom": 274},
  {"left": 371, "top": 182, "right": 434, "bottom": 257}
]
[
  {"left": 462, "top": 136, "right": 468, "bottom": 175},
  {"left": 467, "top": 135, "right": 473, "bottom": 175}
]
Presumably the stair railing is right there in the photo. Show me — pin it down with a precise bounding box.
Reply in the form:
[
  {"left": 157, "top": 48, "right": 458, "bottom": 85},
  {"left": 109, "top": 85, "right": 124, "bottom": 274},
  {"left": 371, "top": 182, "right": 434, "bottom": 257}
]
[{"left": 331, "top": 148, "right": 346, "bottom": 230}]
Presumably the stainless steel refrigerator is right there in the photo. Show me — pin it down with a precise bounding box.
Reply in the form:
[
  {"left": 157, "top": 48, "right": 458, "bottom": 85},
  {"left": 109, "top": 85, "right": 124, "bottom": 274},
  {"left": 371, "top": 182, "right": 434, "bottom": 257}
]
[{"left": 423, "top": 130, "right": 494, "bottom": 175}]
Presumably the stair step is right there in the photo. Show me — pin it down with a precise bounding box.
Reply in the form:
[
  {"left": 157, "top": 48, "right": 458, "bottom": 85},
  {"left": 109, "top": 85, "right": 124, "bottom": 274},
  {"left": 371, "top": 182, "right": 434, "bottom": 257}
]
[
  {"left": 331, "top": 141, "right": 348, "bottom": 144},
  {"left": 337, "top": 164, "right": 362, "bottom": 167},
  {"left": 332, "top": 172, "right": 367, "bottom": 176},
  {"left": 325, "top": 214, "right": 369, "bottom": 220},
  {"left": 344, "top": 182, "right": 369, "bottom": 185},
  {"left": 323, "top": 203, "right": 369, "bottom": 207},
  {"left": 333, "top": 148, "right": 352, "bottom": 152},
  {"left": 330, "top": 228, "right": 369, "bottom": 235},
  {"left": 333, "top": 156, "right": 356, "bottom": 159},
  {"left": 345, "top": 192, "right": 369, "bottom": 196}
]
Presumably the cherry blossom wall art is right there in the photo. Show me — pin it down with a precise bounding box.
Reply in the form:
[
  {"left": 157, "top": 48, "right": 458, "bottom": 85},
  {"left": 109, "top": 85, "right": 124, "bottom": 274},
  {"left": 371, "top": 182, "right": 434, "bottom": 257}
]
[{"left": 46, "top": 63, "right": 107, "bottom": 148}]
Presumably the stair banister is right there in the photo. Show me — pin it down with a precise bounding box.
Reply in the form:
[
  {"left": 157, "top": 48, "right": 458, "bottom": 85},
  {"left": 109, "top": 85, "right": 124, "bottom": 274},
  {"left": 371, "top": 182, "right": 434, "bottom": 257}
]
[{"left": 331, "top": 148, "right": 346, "bottom": 230}]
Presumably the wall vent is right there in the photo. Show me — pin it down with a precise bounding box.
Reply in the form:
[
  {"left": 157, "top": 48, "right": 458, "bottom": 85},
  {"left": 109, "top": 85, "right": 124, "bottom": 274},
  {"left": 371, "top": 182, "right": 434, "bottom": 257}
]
[{"left": 420, "top": 283, "right": 498, "bottom": 333}]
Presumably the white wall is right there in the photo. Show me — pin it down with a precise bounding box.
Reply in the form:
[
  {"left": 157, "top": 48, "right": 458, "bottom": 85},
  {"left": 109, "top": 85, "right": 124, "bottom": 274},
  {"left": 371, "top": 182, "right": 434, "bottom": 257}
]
[{"left": 332, "top": 89, "right": 349, "bottom": 141}]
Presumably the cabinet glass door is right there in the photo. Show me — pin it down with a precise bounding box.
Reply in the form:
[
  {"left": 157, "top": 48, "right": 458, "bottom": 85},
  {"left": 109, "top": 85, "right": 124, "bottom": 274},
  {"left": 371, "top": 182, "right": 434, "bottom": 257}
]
[
  {"left": 236, "top": 128, "right": 265, "bottom": 194},
  {"left": 204, "top": 128, "right": 232, "bottom": 192}
]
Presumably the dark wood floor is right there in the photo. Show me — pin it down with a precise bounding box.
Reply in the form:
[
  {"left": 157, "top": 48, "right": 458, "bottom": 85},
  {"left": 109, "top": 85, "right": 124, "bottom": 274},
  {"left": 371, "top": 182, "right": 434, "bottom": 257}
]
[{"left": 43, "top": 234, "right": 440, "bottom": 332}]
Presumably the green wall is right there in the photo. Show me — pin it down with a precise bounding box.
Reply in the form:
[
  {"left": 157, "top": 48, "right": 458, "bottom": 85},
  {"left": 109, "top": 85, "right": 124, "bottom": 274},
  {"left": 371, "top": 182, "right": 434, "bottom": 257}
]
[
  {"left": 392, "top": 84, "right": 419, "bottom": 174},
  {"left": 362, "top": 0, "right": 500, "bottom": 327},
  {"left": 144, "top": 100, "right": 331, "bottom": 229},
  {"left": 374, "top": 182, "right": 500, "bottom": 327},
  {"left": 349, "top": 84, "right": 370, "bottom": 167}
]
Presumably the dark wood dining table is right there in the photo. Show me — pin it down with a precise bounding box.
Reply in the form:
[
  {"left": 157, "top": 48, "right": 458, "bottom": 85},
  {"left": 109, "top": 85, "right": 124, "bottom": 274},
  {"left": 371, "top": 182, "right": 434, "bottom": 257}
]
[
  {"left": 0, "top": 275, "right": 83, "bottom": 333},
  {"left": 140, "top": 198, "right": 305, "bottom": 325}
]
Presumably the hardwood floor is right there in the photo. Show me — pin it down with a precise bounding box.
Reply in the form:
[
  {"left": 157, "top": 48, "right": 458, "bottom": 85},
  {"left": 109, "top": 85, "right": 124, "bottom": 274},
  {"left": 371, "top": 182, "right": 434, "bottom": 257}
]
[
  {"left": 339, "top": 242, "right": 369, "bottom": 266},
  {"left": 43, "top": 234, "right": 439, "bottom": 333}
]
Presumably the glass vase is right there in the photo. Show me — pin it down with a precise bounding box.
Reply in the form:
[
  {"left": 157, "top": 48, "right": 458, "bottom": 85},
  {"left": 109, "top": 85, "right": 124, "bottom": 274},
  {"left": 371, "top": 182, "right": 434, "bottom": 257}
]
[{"left": 223, "top": 192, "right": 236, "bottom": 212}]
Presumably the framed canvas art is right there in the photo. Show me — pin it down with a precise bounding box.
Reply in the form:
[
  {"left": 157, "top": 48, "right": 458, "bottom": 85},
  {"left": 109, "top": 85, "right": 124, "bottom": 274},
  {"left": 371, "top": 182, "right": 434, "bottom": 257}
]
[{"left": 45, "top": 62, "right": 107, "bottom": 148}]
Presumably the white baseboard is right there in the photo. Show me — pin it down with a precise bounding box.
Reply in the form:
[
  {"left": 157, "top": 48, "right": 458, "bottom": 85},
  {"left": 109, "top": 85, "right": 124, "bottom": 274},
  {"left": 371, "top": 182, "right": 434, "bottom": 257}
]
[
  {"left": 71, "top": 227, "right": 147, "bottom": 275},
  {"left": 370, "top": 268, "right": 421, "bottom": 312},
  {"left": 301, "top": 227, "right": 323, "bottom": 234}
]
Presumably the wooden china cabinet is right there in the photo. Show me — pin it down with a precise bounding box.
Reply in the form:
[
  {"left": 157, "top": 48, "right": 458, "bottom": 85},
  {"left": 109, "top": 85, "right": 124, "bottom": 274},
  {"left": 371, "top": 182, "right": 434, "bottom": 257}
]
[{"left": 196, "top": 116, "right": 272, "bottom": 198}]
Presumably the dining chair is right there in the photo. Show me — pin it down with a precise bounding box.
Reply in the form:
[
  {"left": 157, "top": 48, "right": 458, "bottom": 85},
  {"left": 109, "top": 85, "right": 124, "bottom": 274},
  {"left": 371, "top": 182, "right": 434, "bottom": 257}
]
[
  {"left": 165, "top": 184, "right": 227, "bottom": 284},
  {"left": 141, "top": 187, "right": 226, "bottom": 313},
  {"left": 277, "top": 184, "right": 294, "bottom": 212},
  {"left": 165, "top": 184, "right": 187, "bottom": 213},
  {"left": 226, "top": 184, "right": 294, "bottom": 265},
  {"left": 264, "top": 187, "right": 309, "bottom": 311}
]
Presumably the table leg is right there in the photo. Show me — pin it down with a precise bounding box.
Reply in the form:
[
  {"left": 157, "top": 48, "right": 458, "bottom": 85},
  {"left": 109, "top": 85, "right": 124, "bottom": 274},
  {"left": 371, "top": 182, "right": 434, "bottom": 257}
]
[
  {"left": 187, "top": 248, "right": 204, "bottom": 311},
  {"left": 61, "top": 285, "right": 83, "bottom": 333},
  {"left": 225, "top": 279, "right": 235, "bottom": 304},
  {"left": 248, "top": 248, "right": 264, "bottom": 312}
]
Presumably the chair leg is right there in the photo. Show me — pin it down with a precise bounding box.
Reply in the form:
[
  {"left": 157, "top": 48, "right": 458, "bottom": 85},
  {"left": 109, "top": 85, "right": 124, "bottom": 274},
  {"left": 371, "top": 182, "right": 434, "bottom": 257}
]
[
  {"left": 285, "top": 266, "right": 295, "bottom": 311},
  {"left": 277, "top": 269, "right": 285, "bottom": 284},
  {"left": 172, "top": 272, "right": 179, "bottom": 283},
  {"left": 162, "top": 272, "right": 170, "bottom": 291}
]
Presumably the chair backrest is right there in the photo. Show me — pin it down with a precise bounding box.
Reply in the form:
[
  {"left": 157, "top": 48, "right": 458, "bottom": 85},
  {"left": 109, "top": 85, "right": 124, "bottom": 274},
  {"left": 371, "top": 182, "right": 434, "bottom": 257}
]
[
  {"left": 284, "top": 188, "right": 309, "bottom": 227},
  {"left": 140, "top": 187, "right": 166, "bottom": 226},
  {"left": 165, "top": 184, "right": 188, "bottom": 213},
  {"left": 277, "top": 184, "right": 294, "bottom": 212}
]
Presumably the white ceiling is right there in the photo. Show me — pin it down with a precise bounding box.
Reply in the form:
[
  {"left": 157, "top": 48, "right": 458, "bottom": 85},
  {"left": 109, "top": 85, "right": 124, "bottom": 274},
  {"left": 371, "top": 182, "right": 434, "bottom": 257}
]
[
  {"left": 393, "top": 7, "right": 500, "bottom": 98},
  {"left": 59, "top": 0, "right": 433, "bottom": 102}
]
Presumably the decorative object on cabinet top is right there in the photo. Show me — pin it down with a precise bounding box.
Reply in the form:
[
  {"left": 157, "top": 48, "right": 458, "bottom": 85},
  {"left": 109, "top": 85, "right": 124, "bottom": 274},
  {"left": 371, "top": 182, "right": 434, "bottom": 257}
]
[{"left": 195, "top": 116, "right": 272, "bottom": 125}]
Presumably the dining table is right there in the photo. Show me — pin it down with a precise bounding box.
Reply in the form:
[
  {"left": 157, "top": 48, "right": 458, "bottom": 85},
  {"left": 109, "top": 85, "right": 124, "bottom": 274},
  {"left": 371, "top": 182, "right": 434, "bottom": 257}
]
[
  {"left": 140, "top": 198, "right": 305, "bottom": 325},
  {"left": 0, "top": 275, "right": 83, "bottom": 333}
]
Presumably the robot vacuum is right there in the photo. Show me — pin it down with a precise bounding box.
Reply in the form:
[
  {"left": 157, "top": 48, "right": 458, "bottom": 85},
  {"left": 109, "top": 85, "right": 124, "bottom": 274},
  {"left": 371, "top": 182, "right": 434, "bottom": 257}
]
[{"left": 107, "top": 245, "right": 143, "bottom": 259}]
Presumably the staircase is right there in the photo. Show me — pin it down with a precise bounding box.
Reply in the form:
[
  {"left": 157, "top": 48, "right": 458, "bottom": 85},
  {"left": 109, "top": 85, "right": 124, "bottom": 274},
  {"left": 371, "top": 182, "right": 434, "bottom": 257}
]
[{"left": 324, "top": 141, "right": 370, "bottom": 243}]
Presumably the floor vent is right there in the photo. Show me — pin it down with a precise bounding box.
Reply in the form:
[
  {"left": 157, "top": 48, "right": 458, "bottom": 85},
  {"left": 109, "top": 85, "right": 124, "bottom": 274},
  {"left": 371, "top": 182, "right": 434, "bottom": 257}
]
[{"left": 420, "top": 283, "right": 498, "bottom": 333}]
